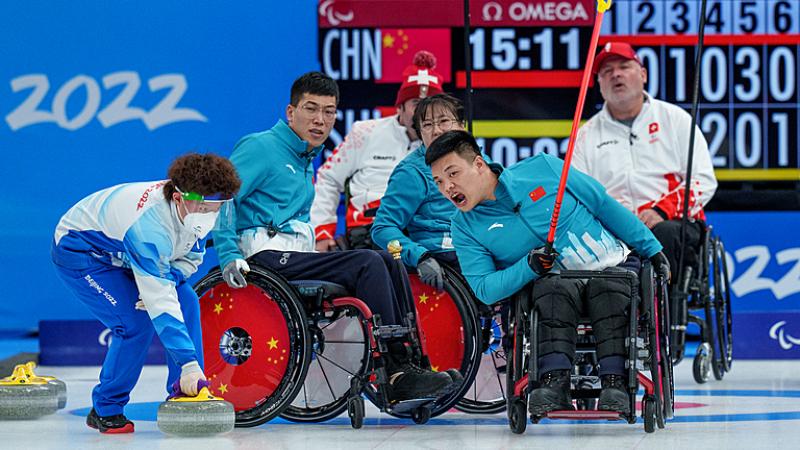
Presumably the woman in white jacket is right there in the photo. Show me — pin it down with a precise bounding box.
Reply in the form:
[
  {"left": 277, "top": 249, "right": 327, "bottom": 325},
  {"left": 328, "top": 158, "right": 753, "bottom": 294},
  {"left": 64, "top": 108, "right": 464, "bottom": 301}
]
[{"left": 312, "top": 51, "right": 444, "bottom": 251}]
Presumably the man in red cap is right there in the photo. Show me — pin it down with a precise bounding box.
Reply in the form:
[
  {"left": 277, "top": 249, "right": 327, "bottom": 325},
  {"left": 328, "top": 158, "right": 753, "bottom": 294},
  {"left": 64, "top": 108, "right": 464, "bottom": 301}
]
[
  {"left": 573, "top": 41, "right": 717, "bottom": 285},
  {"left": 312, "top": 50, "right": 444, "bottom": 251}
]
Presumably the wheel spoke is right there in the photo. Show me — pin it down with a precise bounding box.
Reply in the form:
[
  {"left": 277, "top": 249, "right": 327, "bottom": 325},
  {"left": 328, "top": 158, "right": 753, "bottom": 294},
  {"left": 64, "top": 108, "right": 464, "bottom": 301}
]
[
  {"left": 490, "top": 351, "right": 507, "bottom": 400},
  {"left": 316, "top": 351, "right": 360, "bottom": 377},
  {"left": 316, "top": 356, "right": 338, "bottom": 401}
]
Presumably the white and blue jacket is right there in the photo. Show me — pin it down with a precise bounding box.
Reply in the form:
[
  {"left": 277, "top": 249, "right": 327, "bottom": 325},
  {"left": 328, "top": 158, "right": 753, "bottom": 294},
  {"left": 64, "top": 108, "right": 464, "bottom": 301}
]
[{"left": 52, "top": 180, "right": 205, "bottom": 366}]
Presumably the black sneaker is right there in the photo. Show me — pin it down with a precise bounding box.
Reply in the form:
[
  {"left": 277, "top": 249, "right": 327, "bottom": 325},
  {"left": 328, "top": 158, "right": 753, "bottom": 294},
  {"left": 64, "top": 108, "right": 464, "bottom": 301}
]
[
  {"left": 387, "top": 362, "right": 456, "bottom": 402},
  {"left": 86, "top": 408, "right": 134, "bottom": 434},
  {"left": 529, "top": 370, "right": 573, "bottom": 416},
  {"left": 444, "top": 368, "right": 464, "bottom": 383},
  {"left": 598, "top": 374, "right": 631, "bottom": 415}
]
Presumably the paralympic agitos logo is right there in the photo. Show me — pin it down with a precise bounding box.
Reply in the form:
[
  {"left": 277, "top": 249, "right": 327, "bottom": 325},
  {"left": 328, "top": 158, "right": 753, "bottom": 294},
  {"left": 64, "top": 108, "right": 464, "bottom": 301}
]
[{"left": 319, "top": 0, "right": 354, "bottom": 26}]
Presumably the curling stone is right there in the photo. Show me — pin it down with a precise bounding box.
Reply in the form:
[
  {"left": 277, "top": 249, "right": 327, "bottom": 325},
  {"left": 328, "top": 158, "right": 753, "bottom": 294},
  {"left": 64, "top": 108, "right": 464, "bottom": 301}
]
[
  {"left": 21, "top": 362, "right": 67, "bottom": 409},
  {"left": 0, "top": 365, "right": 59, "bottom": 419},
  {"left": 157, "top": 380, "right": 235, "bottom": 436}
]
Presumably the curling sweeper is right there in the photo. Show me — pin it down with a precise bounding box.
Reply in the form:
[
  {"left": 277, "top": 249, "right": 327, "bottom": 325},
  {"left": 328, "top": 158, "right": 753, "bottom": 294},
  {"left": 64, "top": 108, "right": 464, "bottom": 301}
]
[{"left": 157, "top": 379, "right": 235, "bottom": 436}]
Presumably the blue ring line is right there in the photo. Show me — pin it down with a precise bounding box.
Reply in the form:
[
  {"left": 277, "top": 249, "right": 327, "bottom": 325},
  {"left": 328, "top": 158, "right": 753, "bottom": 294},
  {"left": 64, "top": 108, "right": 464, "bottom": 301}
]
[{"left": 70, "top": 390, "right": 800, "bottom": 425}]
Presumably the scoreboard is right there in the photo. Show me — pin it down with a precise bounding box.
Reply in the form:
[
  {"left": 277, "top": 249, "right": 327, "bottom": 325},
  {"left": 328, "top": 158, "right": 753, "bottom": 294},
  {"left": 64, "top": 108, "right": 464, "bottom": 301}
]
[
  {"left": 600, "top": 0, "right": 800, "bottom": 181},
  {"left": 318, "top": 0, "right": 800, "bottom": 185}
]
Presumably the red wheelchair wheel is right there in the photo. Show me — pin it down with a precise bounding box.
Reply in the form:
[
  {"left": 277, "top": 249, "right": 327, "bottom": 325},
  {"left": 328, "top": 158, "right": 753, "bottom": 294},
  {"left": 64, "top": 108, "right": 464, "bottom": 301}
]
[
  {"left": 195, "top": 265, "right": 310, "bottom": 427},
  {"left": 409, "top": 273, "right": 467, "bottom": 374}
]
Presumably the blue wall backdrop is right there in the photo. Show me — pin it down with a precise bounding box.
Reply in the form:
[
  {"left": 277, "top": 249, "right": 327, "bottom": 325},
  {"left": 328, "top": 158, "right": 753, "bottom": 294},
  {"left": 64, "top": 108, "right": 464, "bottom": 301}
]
[
  {"left": 0, "top": 0, "right": 318, "bottom": 329},
  {"left": 705, "top": 212, "right": 800, "bottom": 358}
]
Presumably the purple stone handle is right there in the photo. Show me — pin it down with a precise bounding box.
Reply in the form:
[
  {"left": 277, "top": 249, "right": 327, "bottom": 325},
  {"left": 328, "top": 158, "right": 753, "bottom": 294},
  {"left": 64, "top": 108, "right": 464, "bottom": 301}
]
[{"left": 168, "top": 379, "right": 211, "bottom": 399}]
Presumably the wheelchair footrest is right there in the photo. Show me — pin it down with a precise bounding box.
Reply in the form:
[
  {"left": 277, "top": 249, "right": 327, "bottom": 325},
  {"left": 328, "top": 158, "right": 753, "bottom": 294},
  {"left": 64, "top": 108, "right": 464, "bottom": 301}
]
[
  {"left": 388, "top": 397, "right": 436, "bottom": 414},
  {"left": 545, "top": 410, "right": 622, "bottom": 421},
  {"left": 570, "top": 388, "right": 602, "bottom": 399}
]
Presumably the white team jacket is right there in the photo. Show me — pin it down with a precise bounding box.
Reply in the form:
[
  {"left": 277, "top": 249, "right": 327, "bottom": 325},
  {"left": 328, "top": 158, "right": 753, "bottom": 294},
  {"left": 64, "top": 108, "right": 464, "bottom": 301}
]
[
  {"left": 311, "top": 114, "right": 420, "bottom": 240},
  {"left": 573, "top": 94, "right": 718, "bottom": 220}
]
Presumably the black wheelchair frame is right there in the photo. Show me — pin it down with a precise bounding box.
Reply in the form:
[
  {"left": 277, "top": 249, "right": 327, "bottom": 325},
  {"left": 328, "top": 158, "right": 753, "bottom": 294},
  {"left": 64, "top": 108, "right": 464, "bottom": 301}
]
[
  {"left": 505, "top": 262, "right": 674, "bottom": 434},
  {"left": 670, "top": 223, "right": 734, "bottom": 383}
]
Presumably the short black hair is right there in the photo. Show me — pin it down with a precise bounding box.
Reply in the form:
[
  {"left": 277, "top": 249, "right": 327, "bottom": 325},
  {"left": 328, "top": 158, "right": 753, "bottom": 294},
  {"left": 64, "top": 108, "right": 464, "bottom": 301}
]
[
  {"left": 412, "top": 93, "right": 464, "bottom": 137},
  {"left": 425, "top": 130, "right": 480, "bottom": 166},
  {"left": 290, "top": 71, "right": 339, "bottom": 106}
]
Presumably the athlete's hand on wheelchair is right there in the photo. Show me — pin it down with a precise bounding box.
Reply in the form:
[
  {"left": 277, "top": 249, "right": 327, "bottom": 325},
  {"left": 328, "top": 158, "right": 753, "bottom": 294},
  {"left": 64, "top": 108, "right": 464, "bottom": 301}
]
[
  {"left": 223, "top": 259, "right": 251, "bottom": 288},
  {"left": 417, "top": 254, "right": 444, "bottom": 291},
  {"left": 528, "top": 246, "right": 558, "bottom": 275},
  {"left": 650, "top": 251, "right": 671, "bottom": 282}
]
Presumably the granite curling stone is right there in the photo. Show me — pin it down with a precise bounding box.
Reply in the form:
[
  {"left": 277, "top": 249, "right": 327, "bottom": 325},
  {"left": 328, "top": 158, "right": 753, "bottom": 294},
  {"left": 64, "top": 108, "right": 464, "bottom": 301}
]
[
  {"left": 22, "top": 362, "right": 66, "bottom": 409},
  {"left": 157, "top": 380, "right": 235, "bottom": 436},
  {"left": 0, "top": 365, "right": 59, "bottom": 419}
]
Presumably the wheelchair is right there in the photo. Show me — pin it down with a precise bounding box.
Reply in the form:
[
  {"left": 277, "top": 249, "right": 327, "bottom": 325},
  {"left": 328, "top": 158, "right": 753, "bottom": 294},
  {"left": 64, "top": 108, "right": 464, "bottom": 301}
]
[
  {"left": 669, "top": 223, "right": 733, "bottom": 383},
  {"left": 505, "top": 261, "right": 674, "bottom": 434},
  {"left": 408, "top": 265, "right": 509, "bottom": 414},
  {"left": 194, "top": 246, "right": 479, "bottom": 428}
]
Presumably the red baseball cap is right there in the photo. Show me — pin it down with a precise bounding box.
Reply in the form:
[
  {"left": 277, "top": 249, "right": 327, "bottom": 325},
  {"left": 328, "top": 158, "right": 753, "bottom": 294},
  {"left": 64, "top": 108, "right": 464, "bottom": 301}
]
[{"left": 592, "top": 42, "right": 643, "bottom": 74}]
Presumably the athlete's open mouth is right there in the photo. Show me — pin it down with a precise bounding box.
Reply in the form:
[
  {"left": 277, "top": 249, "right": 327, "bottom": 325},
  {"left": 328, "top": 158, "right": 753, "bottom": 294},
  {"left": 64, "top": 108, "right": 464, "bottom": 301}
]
[{"left": 451, "top": 192, "right": 467, "bottom": 207}]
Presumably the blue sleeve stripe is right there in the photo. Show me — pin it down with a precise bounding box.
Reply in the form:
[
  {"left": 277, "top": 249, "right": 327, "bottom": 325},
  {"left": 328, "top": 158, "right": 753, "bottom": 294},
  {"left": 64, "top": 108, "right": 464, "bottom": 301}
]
[{"left": 152, "top": 313, "right": 197, "bottom": 366}]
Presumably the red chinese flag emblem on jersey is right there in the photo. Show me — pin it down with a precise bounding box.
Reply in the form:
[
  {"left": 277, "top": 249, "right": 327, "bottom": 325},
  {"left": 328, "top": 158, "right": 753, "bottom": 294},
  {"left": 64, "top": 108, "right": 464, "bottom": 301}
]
[
  {"left": 530, "top": 186, "right": 546, "bottom": 202},
  {"left": 378, "top": 28, "right": 451, "bottom": 84}
]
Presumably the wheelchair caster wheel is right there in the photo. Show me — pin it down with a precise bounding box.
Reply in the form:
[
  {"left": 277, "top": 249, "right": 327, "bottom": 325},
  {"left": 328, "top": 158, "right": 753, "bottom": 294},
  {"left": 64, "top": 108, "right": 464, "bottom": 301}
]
[
  {"left": 642, "top": 395, "right": 656, "bottom": 433},
  {"left": 347, "top": 397, "right": 364, "bottom": 429},
  {"left": 411, "top": 406, "right": 431, "bottom": 424},
  {"left": 508, "top": 400, "right": 527, "bottom": 434},
  {"left": 693, "top": 343, "right": 712, "bottom": 384}
]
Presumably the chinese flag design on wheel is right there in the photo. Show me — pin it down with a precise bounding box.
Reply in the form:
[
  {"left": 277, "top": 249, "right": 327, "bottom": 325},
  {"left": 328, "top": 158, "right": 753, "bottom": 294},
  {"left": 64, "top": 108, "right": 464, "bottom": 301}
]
[
  {"left": 408, "top": 274, "right": 465, "bottom": 373},
  {"left": 200, "top": 284, "right": 291, "bottom": 412}
]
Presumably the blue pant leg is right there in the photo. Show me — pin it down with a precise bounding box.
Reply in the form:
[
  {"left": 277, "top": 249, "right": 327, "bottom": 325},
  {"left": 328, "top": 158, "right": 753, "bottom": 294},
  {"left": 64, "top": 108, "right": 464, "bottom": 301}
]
[
  {"left": 251, "top": 250, "right": 400, "bottom": 325},
  {"left": 53, "top": 263, "right": 154, "bottom": 417},
  {"left": 164, "top": 281, "right": 203, "bottom": 393}
]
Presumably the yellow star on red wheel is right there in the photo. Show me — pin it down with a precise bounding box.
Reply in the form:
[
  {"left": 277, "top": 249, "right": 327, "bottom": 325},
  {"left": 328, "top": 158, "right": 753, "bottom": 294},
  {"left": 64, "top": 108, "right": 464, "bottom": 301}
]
[
  {"left": 267, "top": 337, "right": 279, "bottom": 350},
  {"left": 213, "top": 303, "right": 223, "bottom": 314},
  {"left": 218, "top": 383, "right": 228, "bottom": 394},
  {"left": 418, "top": 293, "right": 429, "bottom": 304}
]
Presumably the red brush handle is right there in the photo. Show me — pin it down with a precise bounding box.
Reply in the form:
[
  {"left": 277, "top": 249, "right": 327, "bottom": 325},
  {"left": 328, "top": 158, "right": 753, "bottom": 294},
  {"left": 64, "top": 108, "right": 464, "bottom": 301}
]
[{"left": 546, "top": 2, "right": 610, "bottom": 253}]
